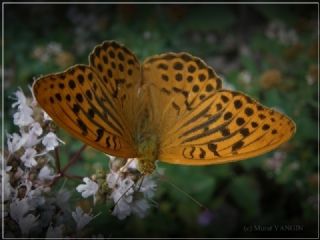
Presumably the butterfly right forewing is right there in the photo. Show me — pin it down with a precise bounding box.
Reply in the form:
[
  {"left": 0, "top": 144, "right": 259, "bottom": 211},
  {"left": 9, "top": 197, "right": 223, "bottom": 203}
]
[
  {"left": 142, "top": 53, "right": 295, "bottom": 165},
  {"left": 159, "top": 90, "right": 295, "bottom": 165}
]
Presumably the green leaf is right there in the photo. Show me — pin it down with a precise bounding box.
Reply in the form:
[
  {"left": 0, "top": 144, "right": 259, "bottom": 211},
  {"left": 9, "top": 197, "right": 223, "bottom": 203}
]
[
  {"left": 228, "top": 176, "right": 260, "bottom": 219},
  {"left": 161, "top": 165, "right": 216, "bottom": 203}
]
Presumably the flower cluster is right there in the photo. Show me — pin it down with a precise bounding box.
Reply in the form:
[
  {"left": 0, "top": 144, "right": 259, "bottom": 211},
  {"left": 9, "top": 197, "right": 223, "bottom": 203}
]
[
  {"left": 7, "top": 88, "right": 63, "bottom": 167},
  {"left": 265, "top": 20, "right": 299, "bottom": 45},
  {"left": 2, "top": 88, "right": 99, "bottom": 237},
  {"left": 264, "top": 151, "right": 287, "bottom": 173},
  {"left": 76, "top": 157, "right": 157, "bottom": 220},
  {"left": 3, "top": 87, "right": 158, "bottom": 237},
  {"left": 67, "top": 6, "right": 108, "bottom": 55},
  {"left": 32, "top": 42, "right": 74, "bottom": 67}
]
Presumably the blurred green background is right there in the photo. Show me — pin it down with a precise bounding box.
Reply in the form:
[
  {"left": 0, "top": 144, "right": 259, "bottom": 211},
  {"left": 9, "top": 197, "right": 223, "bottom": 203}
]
[{"left": 3, "top": 3, "right": 318, "bottom": 238}]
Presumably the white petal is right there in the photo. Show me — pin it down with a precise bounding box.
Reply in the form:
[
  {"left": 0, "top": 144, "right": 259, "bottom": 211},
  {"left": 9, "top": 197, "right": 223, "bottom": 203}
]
[
  {"left": 13, "top": 106, "right": 34, "bottom": 127},
  {"left": 18, "top": 214, "right": 38, "bottom": 235},
  {"left": 46, "top": 224, "right": 63, "bottom": 238},
  {"left": 21, "top": 148, "right": 38, "bottom": 168},
  {"left": 42, "top": 111, "right": 52, "bottom": 121},
  {"left": 9, "top": 198, "right": 33, "bottom": 223},
  {"left": 132, "top": 198, "right": 150, "bottom": 218},
  {"left": 11, "top": 89, "right": 28, "bottom": 108},
  {"left": 112, "top": 199, "right": 132, "bottom": 220},
  {"left": 106, "top": 171, "right": 119, "bottom": 188},
  {"left": 76, "top": 177, "right": 99, "bottom": 198},
  {"left": 42, "top": 132, "right": 63, "bottom": 151},
  {"left": 29, "top": 122, "right": 43, "bottom": 136},
  {"left": 38, "top": 165, "right": 55, "bottom": 181},
  {"left": 7, "top": 133, "right": 25, "bottom": 153},
  {"left": 72, "top": 207, "right": 95, "bottom": 230}
]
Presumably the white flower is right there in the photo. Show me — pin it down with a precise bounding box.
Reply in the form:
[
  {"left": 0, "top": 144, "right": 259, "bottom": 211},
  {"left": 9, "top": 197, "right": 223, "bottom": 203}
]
[
  {"left": 14, "top": 167, "right": 24, "bottom": 179},
  {"left": 46, "top": 224, "right": 63, "bottom": 238},
  {"left": 16, "top": 179, "right": 33, "bottom": 198},
  {"left": 7, "top": 133, "right": 25, "bottom": 153},
  {"left": 21, "top": 148, "right": 38, "bottom": 168},
  {"left": 106, "top": 170, "right": 120, "bottom": 188},
  {"left": 131, "top": 198, "right": 150, "bottom": 218},
  {"left": 111, "top": 193, "right": 151, "bottom": 220},
  {"left": 1, "top": 173, "right": 13, "bottom": 201},
  {"left": 112, "top": 178, "right": 134, "bottom": 204},
  {"left": 26, "top": 188, "right": 45, "bottom": 207},
  {"left": 20, "top": 130, "right": 40, "bottom": 149},
  {"left": 72, "top": 207, "right": 98, "bottom": 231},
  {"left": 106, "top": 157, "right": 157, "bottom": 220},
  {"left": 29, "top": 84, "right": 38, "bottom": 107},
  {"left": 107, "top": 169, "right": 154, "bottom": 220},
  {"left": 265, "top": 151, "right": 287, "bottom": 173},
  {"left": 76, "top": 177, "right": 99, "bottom": 198},
  {"left": 9, "top": 198, "right": 33, "bottom": 223},
  {"left": 127, "top": 158, "right": 139, "bottom": 171},
  {"left": 238, "top": 71, "right": 252, "bottom": 85},
  {"left": 6, "top": 165, "right": 12, "bottom": 172},
  {"left": 55, "top": 189, "right": 71, "bottom": 210},
  {"left": 19, "top": 213, "right": 39, "bottom": 235},
  {"left": 29, "top": 122, "right": 43, "bottom": 136},
  {"left": 106, "top": 154, "right": 116, "bottom": 162},
  {"left": 13, "top": 105, "right": 34, "bottom": 127},
  {"left": 112, "top": 198, "right": 132, "bottom": 220},
  {"left": 137, "top": 176, "right": 157, "bottom": 199},
  {"left": 38, "top": 165, "right": 55, "bottom": 181},
  {"left": 47, "top": 42, "right": 62, "bottom": 54},
  {"left": 42, "top": 132, "right": 64, "bottom": 151},
  {"left": 11, "top": 89, "right": 28, "bottom": 109},
  {"left": 107, "top": 171, "right": 135, "bottom": 220},
  {"left": 143, "top": 31, "right": 152, "bottom": 40},
  {"left": 42, "top": 111, "right": 52, "bottom": 121},
  {"left": 265, "top": 20, "right": 298, "bottom": 45}
]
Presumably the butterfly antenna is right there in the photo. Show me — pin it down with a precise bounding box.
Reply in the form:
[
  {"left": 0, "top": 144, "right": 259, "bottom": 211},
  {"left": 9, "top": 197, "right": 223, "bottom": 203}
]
[
  {"left": 111, "top": 182, "right": 135, "bottom": 211},
  {"left": 135, "top": 175, "right": 145, "bottom": 192},
  {"left": 157, "top": 173, "right": 207, "bottom": 210}
]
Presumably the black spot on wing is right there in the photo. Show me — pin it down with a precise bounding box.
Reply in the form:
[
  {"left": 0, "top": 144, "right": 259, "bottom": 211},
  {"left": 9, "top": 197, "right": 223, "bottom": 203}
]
[
  {"left": 232, "top": 140, "right": 244, "bottom": 152},
  {"left": 95, "top": 128, "right": 104, "bottom": 142},
  {"left": 208, "top": 143, "right": 220, "bottom": 157},
  {"left": 199, "top": 148, "right": 206, "bottom": 159}
]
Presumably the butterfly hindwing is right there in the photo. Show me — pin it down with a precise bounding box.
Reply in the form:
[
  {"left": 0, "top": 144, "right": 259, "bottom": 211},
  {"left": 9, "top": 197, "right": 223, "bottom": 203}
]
[
  {"left": 33, "top": 64, "right": 137, "bottom": 158},
  {"left": 159, "top": 90, "right": 296, "bottom": 164}
]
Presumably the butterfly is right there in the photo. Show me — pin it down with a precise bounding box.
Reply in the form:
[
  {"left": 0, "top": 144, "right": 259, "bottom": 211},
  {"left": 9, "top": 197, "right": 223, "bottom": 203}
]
[{"left": 33, "top": 41, "right": 296, "bottom": 174}]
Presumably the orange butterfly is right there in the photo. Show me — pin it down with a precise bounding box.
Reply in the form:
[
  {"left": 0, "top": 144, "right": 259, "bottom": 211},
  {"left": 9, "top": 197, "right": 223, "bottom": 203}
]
[{"left": 33, "top": 41, "right": 296, "bottom": 174}]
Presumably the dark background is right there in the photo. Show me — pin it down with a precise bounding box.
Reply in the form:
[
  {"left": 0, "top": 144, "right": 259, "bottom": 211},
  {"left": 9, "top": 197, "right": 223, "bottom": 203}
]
[{"left": 3, "top": 3, "right": 318, "bottom": 238}]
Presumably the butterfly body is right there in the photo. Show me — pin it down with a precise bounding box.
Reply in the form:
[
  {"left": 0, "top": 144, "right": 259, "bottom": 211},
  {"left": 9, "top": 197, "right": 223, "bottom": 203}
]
[
  {"left": 33, "top": 41, "right": 295, "bottom": 174},
  {"left": 136, "top": 134, "right": 158, "bottom": 174}
]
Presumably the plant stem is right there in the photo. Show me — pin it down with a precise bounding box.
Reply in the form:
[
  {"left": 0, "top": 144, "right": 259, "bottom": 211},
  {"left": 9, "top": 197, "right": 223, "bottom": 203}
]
[
  {"left": 48, "top": 144, "right": 87, "bottom": 187},
  {"left": 61, "top": 144, "right": 87, "bottom": 174},
  {"left": 64, "top": 174, "right": 83, "bottom": 180},
  {"left": 54, "top": 147, "right": 61, "bottom": 173}
]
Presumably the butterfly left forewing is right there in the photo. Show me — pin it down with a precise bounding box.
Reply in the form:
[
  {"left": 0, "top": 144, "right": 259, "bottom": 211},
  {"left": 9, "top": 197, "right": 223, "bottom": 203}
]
[{"left": 33, "top": 65, "right": 137, "bottom": 158}]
